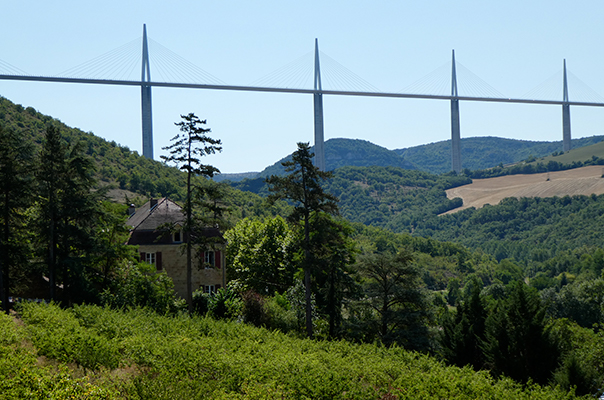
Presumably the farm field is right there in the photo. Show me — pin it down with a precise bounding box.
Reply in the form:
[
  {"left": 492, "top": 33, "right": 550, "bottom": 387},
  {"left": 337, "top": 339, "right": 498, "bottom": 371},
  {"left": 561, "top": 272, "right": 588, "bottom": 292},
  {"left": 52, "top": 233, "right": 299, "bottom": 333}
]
[{"left": 445, "top": 165, "right": 604, "bottom": 213}]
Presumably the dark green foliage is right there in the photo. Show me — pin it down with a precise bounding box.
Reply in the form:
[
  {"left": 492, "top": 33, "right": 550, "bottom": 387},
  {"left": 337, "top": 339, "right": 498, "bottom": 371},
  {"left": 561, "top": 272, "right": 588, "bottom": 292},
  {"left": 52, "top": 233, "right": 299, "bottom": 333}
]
[
  {"left": 100, "top": 262, "right": 178, "bottom": 314},
  {"left": 259, "top": 138, "right": 416, "bottom": 177},
  {"left": 207, "top": 287, "right": 242, "bottom": 320},
  {"left": 191, "top": 288, "right": 210, "bottom": 315},
  {"left": 544, "top": 278, "right": 604, "bottom": 328},
  {"left": 234, "top": 165, "right": 470, "bottom": 235},
  {"left": 418, "top": 195, "right": 604, "bottom": 264},
  {"left": 396, "top": 136, "right": 604, "bottom": 174},
  {"left": 0, "top": 96, "right": 187, "bottom": 201},
  {"left": 441, "top": 281, "right": 562, "bottom": 386},
  {"left": 307, "top": 213, "right": 359, "bottom": 338},
  {"left": 0, "top": 124, "right": 35, "bottom": 312},
  {"left": 266, "top": 142, "right": 339, "bottom": 337},
  {"left": 482, "top": 281, "right": 560, "bottom": 385},
  {"left": 441, "top": 276, "right": 487, "bottom": 370},
  {"left": 37, "top": 125, "right": 105, "bottom": 304},
  {"left": 355, "top": 250, "right": 432, "bottom": 350}
]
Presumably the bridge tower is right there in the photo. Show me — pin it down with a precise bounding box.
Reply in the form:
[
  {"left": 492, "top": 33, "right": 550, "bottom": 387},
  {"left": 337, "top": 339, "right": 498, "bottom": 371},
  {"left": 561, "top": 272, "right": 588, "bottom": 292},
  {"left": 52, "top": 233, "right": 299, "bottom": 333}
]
[
  {"left": 562, "top": 59, "right": 571, "bottom": 152},
  {"left": 313, "top": 39, "right": 326, "bottom": 171},
  {"left": 450, "top": 50, "right": 462, "bottom": 173},
  {"left": 141, "top": 24, "right": 154, "bottom": 159}
]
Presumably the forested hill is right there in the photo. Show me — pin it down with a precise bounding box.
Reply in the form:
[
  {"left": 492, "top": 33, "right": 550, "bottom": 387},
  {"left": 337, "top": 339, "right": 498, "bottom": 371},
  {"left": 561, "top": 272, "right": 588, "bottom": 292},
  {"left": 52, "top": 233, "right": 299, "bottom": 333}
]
[
  {"left": 218, "top": 135, "right": 604, "bottom": 181},
  {"left": 256, "top": 138, "right": 417, "bottom": 178},
  {"left": 395, "top": 136, "right": 604, "bottom": 174},
  {"left": 0, "top": 96, "right": 190, "bottom": 200}
]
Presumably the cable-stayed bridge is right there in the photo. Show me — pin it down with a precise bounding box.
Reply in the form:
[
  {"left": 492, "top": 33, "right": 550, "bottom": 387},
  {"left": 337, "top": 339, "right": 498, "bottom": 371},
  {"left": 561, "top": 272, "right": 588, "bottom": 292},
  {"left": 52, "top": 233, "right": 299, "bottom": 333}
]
[{"left": 1, "top": 25, "right": 603, "bottom": 172}]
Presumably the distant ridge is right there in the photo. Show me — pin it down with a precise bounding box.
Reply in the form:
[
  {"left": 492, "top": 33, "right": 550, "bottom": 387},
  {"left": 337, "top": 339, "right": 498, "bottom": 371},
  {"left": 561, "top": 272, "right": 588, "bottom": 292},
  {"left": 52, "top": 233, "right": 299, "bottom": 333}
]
[
  {"left": 257, "top": 138, "right": 416, "bottom": 178},
  {"left": 396, "top": 136, "right": 604, "bottom": 174}
]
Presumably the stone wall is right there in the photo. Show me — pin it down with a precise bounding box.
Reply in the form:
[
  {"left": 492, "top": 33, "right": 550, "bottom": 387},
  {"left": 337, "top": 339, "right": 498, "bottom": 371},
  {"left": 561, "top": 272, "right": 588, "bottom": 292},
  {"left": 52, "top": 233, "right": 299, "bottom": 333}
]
[{"left": 138, "top": 244, "right": 225, "bottom": 298}]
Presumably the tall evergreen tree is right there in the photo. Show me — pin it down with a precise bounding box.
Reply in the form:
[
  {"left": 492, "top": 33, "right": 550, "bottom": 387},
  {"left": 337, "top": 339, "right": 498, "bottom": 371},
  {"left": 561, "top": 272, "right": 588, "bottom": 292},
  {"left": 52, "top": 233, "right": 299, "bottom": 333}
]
[
  {"left": 308, "top": 212, "right": 358, "bottom": 338},
  {"left": 37, "top": 125, "right": 102, "bottom": 304},
  {"left": 440, "top": 276, "right": 487, "bottom": 370},
  {"left": 266, "top": 142, "right": 338, "bottom": 338},
  {"left": 161, "top": 113, "right": 222, "bottom": 312},
  {"left": 0, "top": 125, "right": 34, "bottom": 312},
  {"left": 483, "top": 281, "right": 560, "bottom": 384}
]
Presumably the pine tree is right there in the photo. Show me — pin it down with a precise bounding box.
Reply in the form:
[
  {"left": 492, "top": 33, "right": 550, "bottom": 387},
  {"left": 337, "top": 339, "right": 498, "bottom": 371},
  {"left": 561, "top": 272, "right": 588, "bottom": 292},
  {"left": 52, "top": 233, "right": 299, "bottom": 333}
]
[
  {"left": 440, "top": 276, "right": 487, "bottom": 369},
  {"left": 0, "top": 125, "right": 34, "bottom": 312},
  {"left": 161, "top": 113, "right": 222, "bottom": 312},
  {"left": 483, "top": 281, "right": 560, "bottom": 384},
  {"left": 37, "top": 125, "right": 102, "bottom": 304},
  {"left": 266, "top": 142, "right": 338, "bottom": 337}
]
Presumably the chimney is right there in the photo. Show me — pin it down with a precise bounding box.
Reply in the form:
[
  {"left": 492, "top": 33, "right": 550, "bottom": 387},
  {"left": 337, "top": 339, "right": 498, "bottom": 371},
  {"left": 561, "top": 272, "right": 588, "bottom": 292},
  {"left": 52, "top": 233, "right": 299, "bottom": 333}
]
[
  {"left": 127, "top": 204, "right": 136, "bottom": 216},
  {"left": 150, "top": 198, "right": 158, "bottom": 209}
]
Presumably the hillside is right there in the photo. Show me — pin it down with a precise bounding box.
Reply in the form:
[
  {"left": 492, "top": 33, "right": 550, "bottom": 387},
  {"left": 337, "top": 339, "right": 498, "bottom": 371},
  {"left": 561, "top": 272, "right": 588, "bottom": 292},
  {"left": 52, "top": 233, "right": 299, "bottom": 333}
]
[
  {"left": 445, "top": 165, "right": 604, "bottom": 212},
  {"left": 258, "top": 138, "right": 417, "bottom": 178},
  {"left": 395, "top": 136, "right": 604, "bottom": 174},
  {"left": 1, "top": 302, "right": 579, "bottom": 400}
]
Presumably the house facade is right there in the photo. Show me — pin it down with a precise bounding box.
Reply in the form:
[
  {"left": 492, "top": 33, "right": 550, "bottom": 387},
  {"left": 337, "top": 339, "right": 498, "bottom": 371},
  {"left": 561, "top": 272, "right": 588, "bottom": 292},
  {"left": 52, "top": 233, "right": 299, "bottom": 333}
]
[{"left": 126, "top": 198, "right": 225, "bottom": 298}]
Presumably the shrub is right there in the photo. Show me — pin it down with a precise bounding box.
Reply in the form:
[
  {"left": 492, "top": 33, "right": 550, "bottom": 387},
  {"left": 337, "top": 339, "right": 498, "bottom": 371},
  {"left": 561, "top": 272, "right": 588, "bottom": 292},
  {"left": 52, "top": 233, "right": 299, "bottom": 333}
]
[
  {"left": 241, "top": 290, "right": 268, "bottom": 327},
  {"left": 208, "top": 287, "right": 242, "bottom": 320},
  {"left": 100, "top": 262, "right": 177, "bottom": 314}
]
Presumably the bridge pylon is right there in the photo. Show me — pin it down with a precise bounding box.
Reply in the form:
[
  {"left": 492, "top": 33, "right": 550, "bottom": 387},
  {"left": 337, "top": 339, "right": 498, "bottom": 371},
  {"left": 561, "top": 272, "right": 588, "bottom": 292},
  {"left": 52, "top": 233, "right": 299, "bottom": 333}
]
[
  {"left": 141, "top": 24, "right": 154, "bottom": 159},
  {"left": 562, "top": 59, "right": 571, "bottom": 152},
  {"left": 313, "top": 39, "right": 326, "bottom": 171},
  {"left": 450, "top": 50, "right": 462, "bottom": 173}
]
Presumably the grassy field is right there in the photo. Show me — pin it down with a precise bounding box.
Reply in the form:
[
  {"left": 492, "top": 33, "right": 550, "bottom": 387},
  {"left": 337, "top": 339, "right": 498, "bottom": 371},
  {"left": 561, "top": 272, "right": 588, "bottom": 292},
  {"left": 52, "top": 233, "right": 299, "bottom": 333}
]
[
  {"left": 536, "top": 141, "right": 604, "bottom": 165},
  {"left": 0, "top": 302, "right": 584, "bottom": 399},
  {"left": 445, "top": 165, "right": 604, "bottom": 213}
]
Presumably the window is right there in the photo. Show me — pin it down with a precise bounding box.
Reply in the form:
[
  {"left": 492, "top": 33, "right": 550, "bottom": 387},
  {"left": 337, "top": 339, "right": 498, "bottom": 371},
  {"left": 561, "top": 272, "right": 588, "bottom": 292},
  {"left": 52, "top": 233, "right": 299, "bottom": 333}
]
[
  {"left": 141, "top": 252, "right": 162, "bottom": 271},
  {"left": 204, "top": 251, "right": 215, "bottom": 268},
  {"left": 203, "top": 284, "right": 221, "bottom": 294},
  {"left": 173, "top": 230, "right": 182, "bottom": 243},
  {"left": 146, "top": 252, "right": 156, "bottom": 265}
]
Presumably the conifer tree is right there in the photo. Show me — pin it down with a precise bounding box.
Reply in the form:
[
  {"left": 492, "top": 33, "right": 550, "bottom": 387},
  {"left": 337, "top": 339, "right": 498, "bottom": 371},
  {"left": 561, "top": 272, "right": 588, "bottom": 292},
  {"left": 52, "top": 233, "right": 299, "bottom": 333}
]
[
  {"left": 161, "top": 113, "right": 222, "bottom": 312},
  {"left": 38, "top": 125, "right": 102, "bottom": 304},
  {"left": 266, "top": 142, "right": 338, "bottom": 338},
  {"left": 0, "top": 125, "right": 34, "bottom": 312},
  {"left": 483, "top": 281, "right": 560, "bottom": 384}
]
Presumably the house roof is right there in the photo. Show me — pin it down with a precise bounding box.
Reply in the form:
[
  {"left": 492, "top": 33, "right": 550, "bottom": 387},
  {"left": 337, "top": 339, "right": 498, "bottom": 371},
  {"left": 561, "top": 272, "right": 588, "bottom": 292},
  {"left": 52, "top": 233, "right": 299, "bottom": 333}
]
[{"left": 127, "top": 198, "right": 185, "bottom": 231}]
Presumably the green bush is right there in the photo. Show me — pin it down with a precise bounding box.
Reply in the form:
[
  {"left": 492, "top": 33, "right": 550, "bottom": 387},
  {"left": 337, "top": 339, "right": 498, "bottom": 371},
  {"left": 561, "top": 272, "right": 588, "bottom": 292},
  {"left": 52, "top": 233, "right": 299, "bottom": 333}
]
[
  {"left": 208, "top": 287, "right": 242, "bottom": 320},
  {"left": 11, "top": 302, "right": 584, "bottom": 399},
  {"left": 100, "top": 262, "right": 177, "bottom": 314}
]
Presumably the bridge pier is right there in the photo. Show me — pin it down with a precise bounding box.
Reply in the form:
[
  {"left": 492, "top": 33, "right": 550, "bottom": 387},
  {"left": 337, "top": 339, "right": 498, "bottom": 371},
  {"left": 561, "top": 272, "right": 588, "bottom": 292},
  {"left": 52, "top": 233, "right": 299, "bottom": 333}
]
[
  {"left": 313, "top": 39, "right": 326, "bottom": 171},
  {"left": 450, "top": 50, "right": 462, "bottom": 173},
  {"left": 141, "top": 24, "right": 154, "bottom": 159},
  {"left": 562, "top": 60, "right": 571, "bottom": 152}
]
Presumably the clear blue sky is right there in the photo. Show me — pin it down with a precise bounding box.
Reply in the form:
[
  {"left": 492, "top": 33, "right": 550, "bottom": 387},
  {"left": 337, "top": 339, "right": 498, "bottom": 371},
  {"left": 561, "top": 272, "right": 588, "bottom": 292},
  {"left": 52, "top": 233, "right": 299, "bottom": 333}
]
[{"left": 1, "top": 1, "right": 604, "bottom": 173}]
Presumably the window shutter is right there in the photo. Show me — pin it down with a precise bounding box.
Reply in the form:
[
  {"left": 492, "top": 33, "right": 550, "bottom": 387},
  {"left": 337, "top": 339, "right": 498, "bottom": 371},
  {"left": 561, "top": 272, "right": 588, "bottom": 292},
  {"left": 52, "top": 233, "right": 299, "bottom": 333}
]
[
  {"left": 156, "top": 252, "right": 162, "bottom": 270},
  {"left": 140, "top": 252, "right": 146, "bottom": 262},
  {"left": 215, "top": 250, "right": 221, "bottom": 268}
]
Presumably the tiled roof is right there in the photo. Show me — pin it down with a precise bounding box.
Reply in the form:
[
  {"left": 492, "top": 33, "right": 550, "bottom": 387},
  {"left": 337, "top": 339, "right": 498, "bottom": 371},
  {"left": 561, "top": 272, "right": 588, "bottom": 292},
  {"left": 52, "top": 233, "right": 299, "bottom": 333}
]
[{"left": 127, "top": 198, "right": 185, "bottom": 231}]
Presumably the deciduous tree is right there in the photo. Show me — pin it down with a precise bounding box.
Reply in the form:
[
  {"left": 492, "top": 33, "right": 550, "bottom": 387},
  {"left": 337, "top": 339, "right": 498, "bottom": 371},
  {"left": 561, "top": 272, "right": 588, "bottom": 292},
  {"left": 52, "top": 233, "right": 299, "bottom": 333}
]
[{"left": 356, "top": 249, "right": 432, "bottom": 349}]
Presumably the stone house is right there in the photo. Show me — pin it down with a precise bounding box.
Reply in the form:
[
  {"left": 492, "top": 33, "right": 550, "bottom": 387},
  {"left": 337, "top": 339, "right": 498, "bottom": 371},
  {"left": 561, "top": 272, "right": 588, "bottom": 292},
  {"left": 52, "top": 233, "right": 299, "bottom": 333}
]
[{"left": 126, "top": 198, "right": 225, "bottom": 298}]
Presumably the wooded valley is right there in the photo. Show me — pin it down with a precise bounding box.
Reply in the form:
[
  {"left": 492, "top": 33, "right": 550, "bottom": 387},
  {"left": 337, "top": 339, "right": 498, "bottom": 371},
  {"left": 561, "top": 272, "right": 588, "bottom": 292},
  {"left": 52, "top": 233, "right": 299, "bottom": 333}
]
[{"left": 1, "top": 95, "right": 604, "bottom": 398}]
